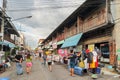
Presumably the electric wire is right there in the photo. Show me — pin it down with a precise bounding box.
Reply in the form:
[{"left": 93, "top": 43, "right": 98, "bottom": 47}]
[
  {"left": 6, "top": 2, "right": 105, "bottom": 12},
  {"left": 6, "top": 0, "right": 120, "bottom": 12},
  {"left": 6, "top": 5, "right": 81, "bottom": 12},
  {"left": 6, "top": 0, "right": 86, "bottom": 12}
]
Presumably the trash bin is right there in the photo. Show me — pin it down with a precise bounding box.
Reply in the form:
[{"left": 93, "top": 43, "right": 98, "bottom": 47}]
[{"left": 0, "top": 77, "right": 10, "bottom": 80}]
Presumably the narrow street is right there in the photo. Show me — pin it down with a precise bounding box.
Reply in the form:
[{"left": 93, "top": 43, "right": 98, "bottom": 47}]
[
  {"left": 1, "top": 0, "right": 120, "bottom": 80},
  {"left": 0, "top": 58, "right": 119, "bottom": 80}
]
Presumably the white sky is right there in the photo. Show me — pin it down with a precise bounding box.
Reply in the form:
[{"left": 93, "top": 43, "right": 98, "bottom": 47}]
[{"left": 0, "top": 0, "right": 85, "bottom": 49}]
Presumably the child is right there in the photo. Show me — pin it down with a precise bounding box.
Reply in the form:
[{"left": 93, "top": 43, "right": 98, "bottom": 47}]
[{"left": 26, "top": 54, "right": 32, "bottom": 74}]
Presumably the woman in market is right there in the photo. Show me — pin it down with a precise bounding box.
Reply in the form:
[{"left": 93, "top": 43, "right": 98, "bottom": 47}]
[
  {"left": 46, "top": 52, "right": 53, "bottom": 72},
  {"left": 26, "top": 53, "right": 32, "bottom": 74}
]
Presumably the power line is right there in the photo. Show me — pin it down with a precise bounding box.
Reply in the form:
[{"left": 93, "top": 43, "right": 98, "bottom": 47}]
[
  {"left": 6, "top": 0, "right": 107, "bottom": 12},
  {"left": 6, "top": 1, "right": 83, "bottom": 9},
  {"left": 8, "top": 0, "right": 84, "bottom": 2},
  {"left": 7, "top": 5, "right": 80, "bottom": 12},
  {"left": 7, "top": 3, "right": 105, "bottom": 12},
  {"left": 7, "top": 0, "right": 84, "bottom": 5},
  {"left": 7, "top": 3, "right": 81, "bottom": 8}
]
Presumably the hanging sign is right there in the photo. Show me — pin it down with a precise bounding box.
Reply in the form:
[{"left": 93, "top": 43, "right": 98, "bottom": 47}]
[{"left": 88, "top": 44, "right": 94, "bottom": 52}]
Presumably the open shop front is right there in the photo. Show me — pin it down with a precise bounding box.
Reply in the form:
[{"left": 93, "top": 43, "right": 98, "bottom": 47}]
[
  {"left": 95, "top": 42, "right": 110, "bottom": 63},
  {"left": 84, "top": 36, "right": 112, "bottom": 63}
]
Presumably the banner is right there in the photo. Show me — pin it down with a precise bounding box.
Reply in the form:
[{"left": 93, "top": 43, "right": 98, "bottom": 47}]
[
  {"left": 88, "top": 44, "right": 94, "bottom": 52},
  {"left": 58, "top": 49, "right": 67, "bottom": 57}
]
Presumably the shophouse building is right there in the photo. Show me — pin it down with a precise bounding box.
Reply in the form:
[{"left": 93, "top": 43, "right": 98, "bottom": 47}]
[
  {"left": 0, "top": 9, "right": 20, "bottom": 51},
  {"left": 42, "top": 0, "right": 120, "bottom": 67}
]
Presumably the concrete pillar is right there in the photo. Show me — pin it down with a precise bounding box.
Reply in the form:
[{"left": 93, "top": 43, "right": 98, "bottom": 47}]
[{"left": 112, "top": 0, "right": 120, "bottom": 54}]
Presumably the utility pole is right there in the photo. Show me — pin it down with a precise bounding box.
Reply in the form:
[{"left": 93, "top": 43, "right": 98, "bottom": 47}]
[{"left": 1, "top": 0, "right": 7, "bottom": 51}]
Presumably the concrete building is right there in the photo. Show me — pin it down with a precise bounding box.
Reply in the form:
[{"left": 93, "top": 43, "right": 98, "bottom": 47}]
[
  {"left": 0, "top": 8, "right": 20, "bottom": 51},
  {"left": 37, "top": 39, "right": 44, "bottom": 52}
]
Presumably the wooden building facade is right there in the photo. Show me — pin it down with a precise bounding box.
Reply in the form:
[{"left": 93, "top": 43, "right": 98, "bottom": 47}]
[{"left": 43, "top": 0, "right": 116, "bottom": 65}]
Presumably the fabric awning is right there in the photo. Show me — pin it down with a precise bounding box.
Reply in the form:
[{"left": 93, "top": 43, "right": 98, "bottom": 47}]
[
  {"left": 0, "top": 40, "right": 16, "bottom": 48},
  {"left": 57, "top": 40, "right": 64, "bottom": 45},
  {"left": 61, "top": 33, "right": 83, "bottom": 48}
]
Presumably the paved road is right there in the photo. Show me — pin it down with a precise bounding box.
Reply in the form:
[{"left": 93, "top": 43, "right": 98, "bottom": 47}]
[{"left": 0, "top": 59, "right": 120, "bottom": 80}]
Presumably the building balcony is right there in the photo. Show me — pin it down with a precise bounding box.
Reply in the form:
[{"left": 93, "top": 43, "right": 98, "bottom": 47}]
[
  {"left": 83, "top": 12, "right": 107, "bottom": 32},
  {"left": 4, "top": 34, "right": 15, "bottom": 44}
]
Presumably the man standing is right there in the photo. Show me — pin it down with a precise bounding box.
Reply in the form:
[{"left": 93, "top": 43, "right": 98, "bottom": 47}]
[{"left": 15, "top": 51, "right": 23, "bottom": 75}]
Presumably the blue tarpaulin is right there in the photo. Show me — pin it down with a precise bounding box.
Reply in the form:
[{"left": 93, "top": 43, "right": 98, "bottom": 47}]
[
  {"left": 61, "top": 33, "right": 83, "bottom": 48},
  {"left": 0, "top": 77, "right": 10, "bottom": 80}
]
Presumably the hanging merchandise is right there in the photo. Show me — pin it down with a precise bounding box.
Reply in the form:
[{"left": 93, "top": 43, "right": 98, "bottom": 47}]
[
  {"left": 58, "top": 49, "right": 67, "bottom": 57},
  {"left": 90, "top": 50, "right": 98, "bottom": 69},
  {"left": 79, "top": 60, "right": 85, "bottom": 68},
  {"left": 84, "top": 58, "right": 89, "bottom": 69},
  {"left": 79, "top": 53, "right": 85, "bottom": 68},
  {"left": 90, "top": 61, "right": 96, "bottom": 68},
  {"left": 45, "top": 51, "right": 51, "bottom": 55},
  {"left": 87, "top": 52, "right": 93, "bottom": 63}
]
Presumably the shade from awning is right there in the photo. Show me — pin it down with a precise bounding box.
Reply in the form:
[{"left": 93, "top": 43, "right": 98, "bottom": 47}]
[{"left": 61, "top": 33, "right": 83, "bottom": 48}]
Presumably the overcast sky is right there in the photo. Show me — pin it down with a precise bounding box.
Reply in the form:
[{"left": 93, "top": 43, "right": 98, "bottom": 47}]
[{"left": 0, "top": 0, "right": 85, "bottom": 49}]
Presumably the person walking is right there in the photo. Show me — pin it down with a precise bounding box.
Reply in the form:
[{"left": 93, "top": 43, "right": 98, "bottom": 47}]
[
  {"left": 42, "top": 54, "right": 47, "bottom": 66},
  {"left": 34, "top": 51, "right": 39, "bottom": 60},
  {"left": 15, "top": 51, "right": 23, "bottom": 75},
  {"left": 46, "top": 53, "right": 53, "bottom": 72},
  {"left": 26, "top": 54, "right": 32, "bottom": 74}
]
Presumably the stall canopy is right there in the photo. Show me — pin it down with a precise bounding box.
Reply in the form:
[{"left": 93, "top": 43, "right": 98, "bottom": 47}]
[
  {"left": 61, "top": 33, "right": 83, "bottom": 48},
  {"left": 0, "top": 40, "right": 16, "bottom": 48},
  {"left": 57, "top": 40, "right": 64, "bottom": 45}
]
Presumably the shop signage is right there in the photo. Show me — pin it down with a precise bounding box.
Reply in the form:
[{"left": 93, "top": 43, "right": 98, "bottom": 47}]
[{"left": 88, "top": 44, "right": 94, "bottom": 52}]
